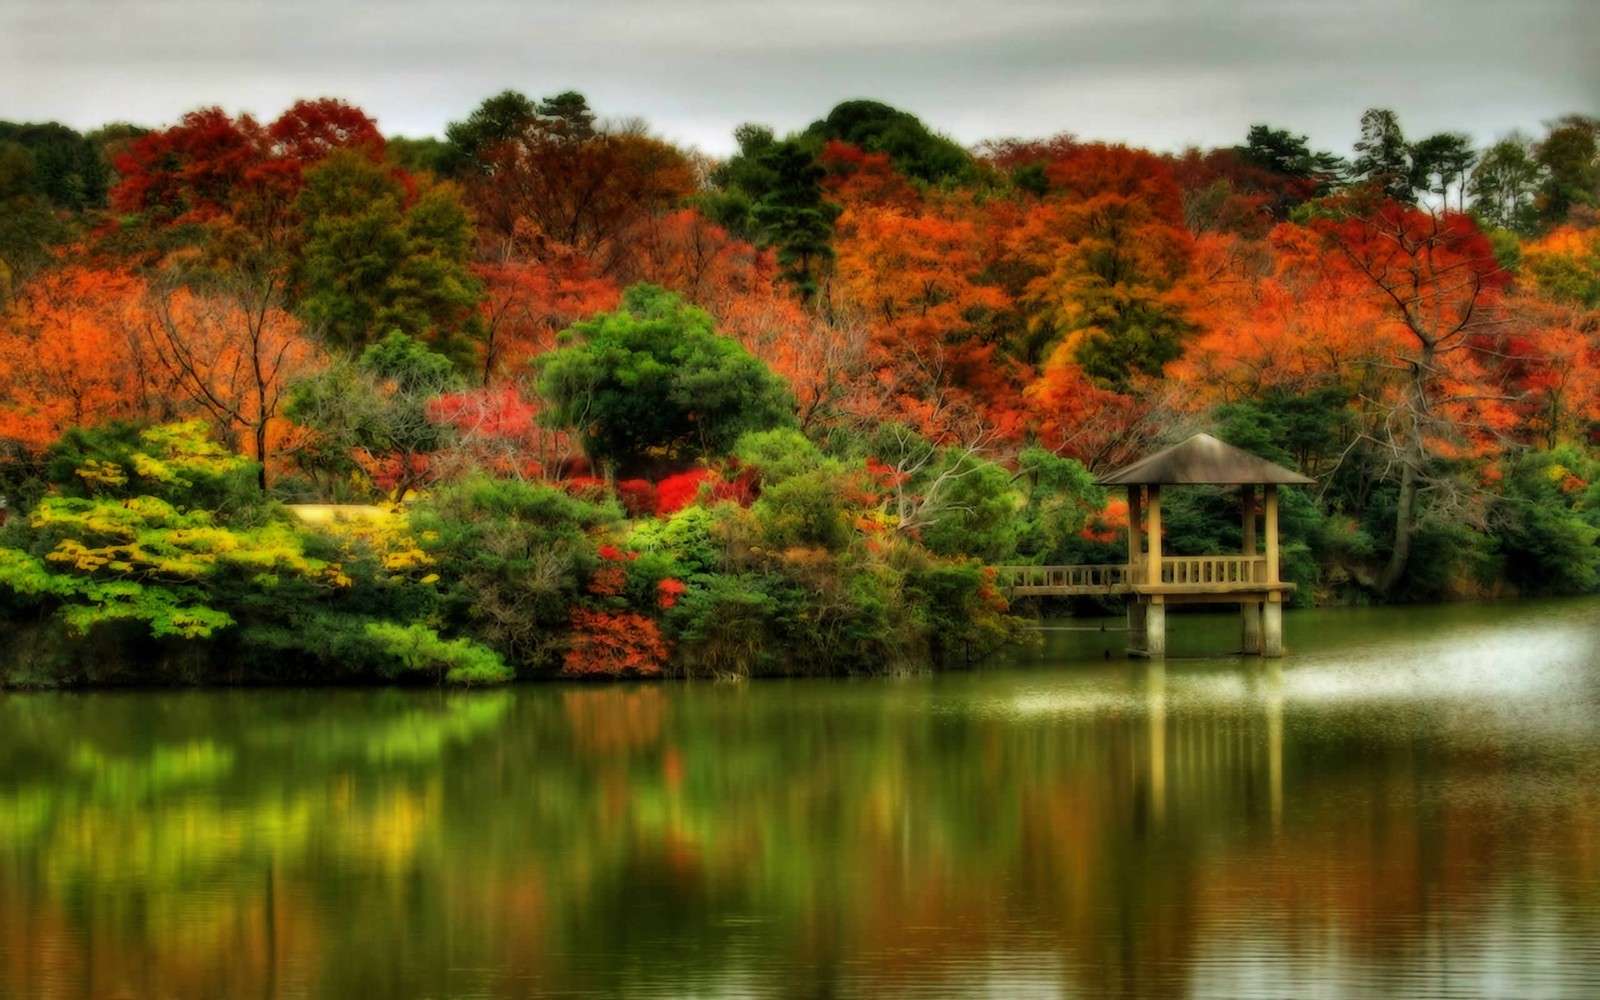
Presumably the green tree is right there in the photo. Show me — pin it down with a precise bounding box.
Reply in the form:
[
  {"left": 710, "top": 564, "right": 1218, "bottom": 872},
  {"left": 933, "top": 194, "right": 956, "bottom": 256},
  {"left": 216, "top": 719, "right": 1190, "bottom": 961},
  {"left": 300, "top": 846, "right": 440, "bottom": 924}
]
[
  {"left": 442, "top": 89, "right": 538, "bottom": 175},
  {"left": 701, "top": 123, "right": 779, "bottom": 241},
  {"left": 293, "top": 150, "right": 484, "bottom": 361},
  {"left": 0, "top": 120, "right": 108, "bottom": 211},
  {"left": 1534, "top": 115, "right": 1600, "bottom": 227},
  {"left": 1469, "top": 135, "right": 1542, "bottom": 234},
  {"left": 751, "top": 140, "right": 841, "bottom": 300},
  {"left": 804, "top": 100, "right": 974, "bottom": 184},
  {"left": 0, "top": 144, "right": 71, "bottom": 303},
  {"left": 1409, "top": 131, "right": 1476, "bottom": 211},
  {"left": 1352, "top": 108, "right": 1414, "bottom": 203},
  {"left": 535, "top": 284, "right": 797, "bottom": 476}
]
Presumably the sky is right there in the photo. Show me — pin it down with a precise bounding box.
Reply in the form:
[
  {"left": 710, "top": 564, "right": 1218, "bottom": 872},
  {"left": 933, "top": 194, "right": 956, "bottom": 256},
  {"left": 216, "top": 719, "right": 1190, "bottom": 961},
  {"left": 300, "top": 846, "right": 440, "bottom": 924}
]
[{"left": 2, "top": 0, "right": 1595, "bottom": 159}]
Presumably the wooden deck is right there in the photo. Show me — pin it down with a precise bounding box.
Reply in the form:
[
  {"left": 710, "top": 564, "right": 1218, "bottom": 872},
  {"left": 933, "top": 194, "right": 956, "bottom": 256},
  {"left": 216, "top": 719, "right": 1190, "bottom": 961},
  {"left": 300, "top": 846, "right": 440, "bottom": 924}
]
[{"left": 996, "top": 556, "right": 1290, "bottom": 598}]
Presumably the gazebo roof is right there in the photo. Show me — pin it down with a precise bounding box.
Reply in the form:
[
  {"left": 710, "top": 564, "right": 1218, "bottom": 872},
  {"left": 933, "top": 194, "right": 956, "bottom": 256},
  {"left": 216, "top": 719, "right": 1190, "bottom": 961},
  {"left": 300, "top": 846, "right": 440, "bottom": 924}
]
[{"left": 1095, "top": 433, "right": 1315, "bottom": 486}]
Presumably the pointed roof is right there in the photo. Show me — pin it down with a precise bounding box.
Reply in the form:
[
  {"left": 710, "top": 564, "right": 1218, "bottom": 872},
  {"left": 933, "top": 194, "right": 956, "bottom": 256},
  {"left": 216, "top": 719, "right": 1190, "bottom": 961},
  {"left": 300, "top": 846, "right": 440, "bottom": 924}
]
[{"left": 1095, "top": 433, "right": 1315, "bottom": 486}]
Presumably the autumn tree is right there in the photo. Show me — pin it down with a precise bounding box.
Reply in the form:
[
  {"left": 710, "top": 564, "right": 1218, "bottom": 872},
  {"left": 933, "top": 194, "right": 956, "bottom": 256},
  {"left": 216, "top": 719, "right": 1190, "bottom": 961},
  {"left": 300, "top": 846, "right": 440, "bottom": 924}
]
[
  {"left": 0, "top": 266, "right": 165, "bottom": 457},
  {"left": 1007, "top": 143, "right": 1197, "bottom": 386},
  {"left": 451, "top": 90, "right": 696, "bottom": 275},
  {"left": 475, "top": 253, "right": 619, "bottom": 383},
  {"left": 141, "top": 274, "right": 322, "bottom": 491},
  {"left": 832, "top": 195, "right": 1023, "bottom": 442},
  {"left": 1311, "top": 200, "right": 1512, "bottom": 593}
]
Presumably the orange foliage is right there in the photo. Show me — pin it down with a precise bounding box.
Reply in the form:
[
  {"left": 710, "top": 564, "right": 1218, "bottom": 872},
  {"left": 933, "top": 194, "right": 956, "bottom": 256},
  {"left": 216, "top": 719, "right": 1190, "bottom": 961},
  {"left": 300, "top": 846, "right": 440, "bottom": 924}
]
[
  {"left": 1173, "top": 227, "right": 1390, "bottom": 409},
  {"left": 615, "top": 208, "right": 773, "bottom": 310},
  {"left": 820, "top": 141, "right": 921, "bottom": 212},
  {"left": 834, "top": 195, "right": 1027, "bottom": 443},
  {"left": 1024, "top": 347, "right": 1158, "bottom": 471},
  {"left": 0, "top": 266, "right": 162, "bottom": 453},
  {"left": 1006, "top": 144, "right": 1196, "bottom": 378},
  {"left": 475, "top": 254, "right": 620, "bottom": 381},
  {"left": 562, "top": 608, "right": 669, "bottom": 677},
  {"left": 142, "top": 282, "right": 323, "bottom": 474}
]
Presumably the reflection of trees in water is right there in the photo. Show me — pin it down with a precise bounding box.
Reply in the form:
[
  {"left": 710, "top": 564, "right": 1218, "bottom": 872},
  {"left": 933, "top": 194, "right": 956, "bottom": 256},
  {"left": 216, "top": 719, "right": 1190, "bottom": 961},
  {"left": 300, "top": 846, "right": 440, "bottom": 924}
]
[
  {"left": 0, "top": 690, "right": 513, "bottom": 999},
  {"left": 1, "top": 669, "right": 1599, "bottom": 998}
]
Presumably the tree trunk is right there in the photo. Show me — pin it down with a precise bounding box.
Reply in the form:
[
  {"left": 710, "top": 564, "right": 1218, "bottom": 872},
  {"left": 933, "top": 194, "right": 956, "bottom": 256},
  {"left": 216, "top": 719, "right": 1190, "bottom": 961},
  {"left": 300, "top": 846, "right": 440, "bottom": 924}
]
[
  {"left": 1376, "top": 355, "right": 1431, "bottom": 594},
  {"left": 255, "top": 422, "right": 270, "bottom": 493}
]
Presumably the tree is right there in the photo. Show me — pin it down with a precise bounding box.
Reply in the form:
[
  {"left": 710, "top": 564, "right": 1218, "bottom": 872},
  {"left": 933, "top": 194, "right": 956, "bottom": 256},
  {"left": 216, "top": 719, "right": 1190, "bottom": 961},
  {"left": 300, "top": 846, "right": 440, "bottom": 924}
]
[
  {"left": 142, "top": 274, "right": 323, "bottom": 491},
  {"left": 0, "top": 146, "right": 71, "bottom": 304},
  {"left": 832, "top": 196, "right": 1022, "bottom": 443},
  {"left": 534, "top": 284, "right": 797, "bottom": 477},
  {"left": 804, "top": 100, "right": 974, "bottom": 185},
  {"left": 0, "top": 266, "right": 164, "bottom": 456},
  {"left": 1236, "top": 123, "right": 1346, "bottom": 198},
  {"left": 474, "top": 253, "right": 619, "bottom": 383},
  {"left": 1007, "top": 143, "right": 1197, "bottom": 387},
  {"left": 285, "top": 332, "right": 461, "bottom": 499},
  {"left": 293, "top": 150, "right": 484, "bottom": 361},
  {"left": 0, "top": 120, "right": 109, "bottom": 211},
  {"left": 1533, "top": 115, "right": 1600, "bottom": 227},
  {"left": 1352, "top": 109, "right": 1414, "bottom": 203},
  {"left": 749, "top": 139, "right": 840, "bottom": 300},
  {"left": 442, "top": 89, "right": 538, "bottom": 175},
  {"left": 1312, "top": 200, "right": 1512, "bottom": 593},
  {"left": 453, "top": 91, "right": 695, "bottom": 274},
  {"left": 111, "top": 107, "right": 269, "bottom": 224},
  {"left": 1470, "top": 135, "right": 1541, "bottom": 235},
  {"left": 1409, "top": 132, "right": 1476, "bottom": 212}
]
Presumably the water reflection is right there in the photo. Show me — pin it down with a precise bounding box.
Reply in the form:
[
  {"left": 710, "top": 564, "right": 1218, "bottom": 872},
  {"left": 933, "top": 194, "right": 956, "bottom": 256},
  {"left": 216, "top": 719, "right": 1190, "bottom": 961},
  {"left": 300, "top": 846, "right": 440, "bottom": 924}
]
[{"left": 0, "top": 598, "right": 1597, "bottom": 998}]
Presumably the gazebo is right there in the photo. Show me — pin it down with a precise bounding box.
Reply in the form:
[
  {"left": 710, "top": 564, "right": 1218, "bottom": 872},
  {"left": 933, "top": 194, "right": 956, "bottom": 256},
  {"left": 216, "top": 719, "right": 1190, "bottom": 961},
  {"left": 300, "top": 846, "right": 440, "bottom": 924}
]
[{"left": 1094, "top": 433, "right": 1314, "bottom": 658}]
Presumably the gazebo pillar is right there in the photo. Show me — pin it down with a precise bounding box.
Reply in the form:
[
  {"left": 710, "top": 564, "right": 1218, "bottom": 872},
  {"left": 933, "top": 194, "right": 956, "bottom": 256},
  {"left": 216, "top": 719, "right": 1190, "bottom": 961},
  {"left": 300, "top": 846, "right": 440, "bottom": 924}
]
[
  {"left": 1145, "top": 485, "right": 1165, "bottom": 658},
  {"left": 1126, "top": 487, "right": 1146, "bottom": 648},
  {"left": 1240, "top": 485, "right": 1262, "bottom": 654},
  {"left": 1263, "top": 484, "right": 1283, "bottom": 657}
]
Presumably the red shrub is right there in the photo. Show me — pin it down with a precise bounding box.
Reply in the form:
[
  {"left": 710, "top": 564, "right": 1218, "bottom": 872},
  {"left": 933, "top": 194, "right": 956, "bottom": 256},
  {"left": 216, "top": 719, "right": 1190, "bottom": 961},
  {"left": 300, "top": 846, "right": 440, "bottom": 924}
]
[
  {"left": 655, "top": 468, "right": 717, "bottom": 516},
  {"left": 616, "top": 478, "right": 657, "bottom": 518},
  {"left": 563, "top": 608, "right": 670, "bottom": 677},
  {"left": 657, "top": 577, "right": 687, "bottom": 609}
]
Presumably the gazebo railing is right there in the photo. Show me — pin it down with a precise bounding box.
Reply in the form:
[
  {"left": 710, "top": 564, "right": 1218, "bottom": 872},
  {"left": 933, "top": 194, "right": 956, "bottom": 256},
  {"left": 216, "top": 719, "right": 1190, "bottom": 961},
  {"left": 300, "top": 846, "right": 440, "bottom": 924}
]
[
  {"left": 1145, "top": 555, "right": 1269, "bottom": 587},
  {"left": 996, "top": 563, "right": 1135, "bottom": 594},
  {"left": 994, "top": 556, "right": 1274, "bottom": 595}
]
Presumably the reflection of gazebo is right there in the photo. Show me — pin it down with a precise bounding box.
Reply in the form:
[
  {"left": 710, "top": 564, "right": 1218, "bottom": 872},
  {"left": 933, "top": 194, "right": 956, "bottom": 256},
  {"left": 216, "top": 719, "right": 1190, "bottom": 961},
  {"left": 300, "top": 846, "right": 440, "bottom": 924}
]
[{"left": 997, "top": 434, "right": 1313, "bottom": 658}]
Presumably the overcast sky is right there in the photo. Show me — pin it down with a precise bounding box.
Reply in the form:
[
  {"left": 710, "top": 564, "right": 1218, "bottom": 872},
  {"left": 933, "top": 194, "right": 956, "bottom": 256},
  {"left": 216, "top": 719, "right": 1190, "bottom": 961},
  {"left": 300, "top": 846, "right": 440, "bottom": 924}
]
[{"left": 2, "top": 0, "right": 1595, "bottom": 158}]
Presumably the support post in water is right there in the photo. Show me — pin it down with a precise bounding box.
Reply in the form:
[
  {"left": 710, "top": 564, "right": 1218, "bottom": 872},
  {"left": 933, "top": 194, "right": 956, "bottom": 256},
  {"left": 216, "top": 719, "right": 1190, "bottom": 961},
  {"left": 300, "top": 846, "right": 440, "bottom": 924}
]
[
  {"left": 1128, "top": 600, "right": 1148, "bottom": 651},
  {"left": 1145, "top": 597, "right": 1167, "bottom": 659},
  {"left": 1263, "top": 595, "right": 1284, "bottom": 658},
  {"left": 1242, "top": 600, "right": 1263, "bottom": 654}
]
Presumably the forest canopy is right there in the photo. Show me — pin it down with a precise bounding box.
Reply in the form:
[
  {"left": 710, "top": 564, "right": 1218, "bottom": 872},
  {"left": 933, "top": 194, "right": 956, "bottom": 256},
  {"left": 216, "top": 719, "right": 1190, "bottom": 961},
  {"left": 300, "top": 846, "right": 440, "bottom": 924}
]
[{"left": 2, "top": 93, "right": 1599, "bottom": 683}]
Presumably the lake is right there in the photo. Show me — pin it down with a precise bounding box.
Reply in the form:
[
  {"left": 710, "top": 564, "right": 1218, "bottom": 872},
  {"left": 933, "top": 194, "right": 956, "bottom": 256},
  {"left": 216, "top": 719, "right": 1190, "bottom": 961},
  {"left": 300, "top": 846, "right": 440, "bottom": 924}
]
[{"left": 2, "top": 598, "right": 1598, "bottom": 998}]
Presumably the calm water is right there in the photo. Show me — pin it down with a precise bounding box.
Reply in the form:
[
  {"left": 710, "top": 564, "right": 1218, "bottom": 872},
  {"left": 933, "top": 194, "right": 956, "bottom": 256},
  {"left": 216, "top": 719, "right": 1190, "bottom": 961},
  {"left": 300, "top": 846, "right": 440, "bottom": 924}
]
[{"left": 2, "top": 599, "right": 1599, "bottom": 999}]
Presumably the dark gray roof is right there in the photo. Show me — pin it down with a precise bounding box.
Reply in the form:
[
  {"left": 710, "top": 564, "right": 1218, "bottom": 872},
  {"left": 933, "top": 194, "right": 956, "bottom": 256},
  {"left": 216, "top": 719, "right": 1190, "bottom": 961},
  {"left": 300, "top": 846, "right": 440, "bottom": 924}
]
[{"left": 1095, "top": 433, "right": 1315, "bottom": 486}]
